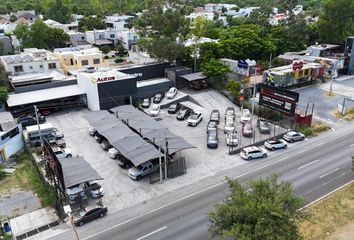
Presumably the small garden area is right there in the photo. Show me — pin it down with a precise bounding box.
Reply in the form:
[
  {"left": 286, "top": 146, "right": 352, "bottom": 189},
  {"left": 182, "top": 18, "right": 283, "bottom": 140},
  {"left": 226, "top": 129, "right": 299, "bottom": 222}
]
[{"left": 297, "top": 121, "right": 331, "bottom": 137}]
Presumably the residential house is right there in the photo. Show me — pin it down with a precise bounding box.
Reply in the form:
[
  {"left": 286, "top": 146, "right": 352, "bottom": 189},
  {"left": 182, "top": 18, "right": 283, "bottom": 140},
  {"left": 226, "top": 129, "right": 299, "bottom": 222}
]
[
  {"left": 53, "top": 46, "right": 109, "bottom": 74},
  {"left": 116, "top": 29, "right": 139, "bottom": 51},
  {"left": 105, "top": 14, "right": 134, "bottom": 31},
  {"left": 67, "top": 31, "right": 89, "bottom": 47},
  {"left": 85, "top": 29, "right": 118, "bottom": 47},
  {"left": 0, "top": 48, "right": 60, "bottom": 76}
]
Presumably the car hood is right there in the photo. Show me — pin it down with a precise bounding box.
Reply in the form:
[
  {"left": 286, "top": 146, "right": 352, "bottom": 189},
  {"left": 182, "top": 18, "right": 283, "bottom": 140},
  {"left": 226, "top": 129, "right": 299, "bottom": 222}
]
[
  {"left": 225, "top": 125, "right": 234, "bottom": 130},
  {"left": 128, "top": 167, "right": 140, "bottom": 176},
  {"left": 64, "top": 148, "right": 72, "bottom": 154}
]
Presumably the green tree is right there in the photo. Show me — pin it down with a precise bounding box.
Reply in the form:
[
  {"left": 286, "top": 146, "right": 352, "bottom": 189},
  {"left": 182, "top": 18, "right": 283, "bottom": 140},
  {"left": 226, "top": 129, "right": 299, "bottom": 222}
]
[
  {"left": 78, "top": 16, "right": 106, "bottom": 32},
  {"left": 9, "top": 14, "right": 17, "bottom": 23},
  {"left": 14, "top": 20, "right": 69, "bottom": 50},
  {"left": 201, "top": 59, "right": 230, "bottom": 88},
  {"left": 209, "top": 175, "right": 305, "bottom": 240},
  {"left": 0, "top": 63, "right": 9, "bottom": 87},
  {"left": 99, "top": 45, "right": 110, "bottom": 54},
  {"left": 192, "top": 16, "right": 219, "bottom": 39},
  {"left": 6, "top": 2, "right": 14, "bottom": 14},
  {"left": 47, "top": 0, "right": 71, "bottom": 24},
  {"left": 317, "top": 0, "right": 354, "bottom": 44},
  {"left": 115, "top": 40, "right": 126, "bottom": 55},
  {"left": 136, "top": 0, "right": 190, "bottom": 62},
  {"left": 225, "top": 80, "right": 241, "bottom": 99}
]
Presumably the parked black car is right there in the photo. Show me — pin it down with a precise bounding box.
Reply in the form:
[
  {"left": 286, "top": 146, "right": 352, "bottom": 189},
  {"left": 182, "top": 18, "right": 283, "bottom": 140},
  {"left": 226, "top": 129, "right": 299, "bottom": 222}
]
[
  {"left": 73, "top": 205, "right": 108, "bottom": 226},
  {"left": 153, "top": 93, "right": 164, "bottom": 103},
  {"left": 94, "top": 134, "right": 105, "bottom": 143},
  {"left": 168, "top": 103, "right": 181, "bottom": 114},
  {"left": 17, "top": 115, "right": 46, "bottom": 128},
  {"left": 176, "top": 108, "right": 192, "bottom": 120},
  {"left": 207, "top": 130, "right": 218, "bottom": 149},
  {"left": 114, "top": 58, "right": 125, "bottom": 63},
  {"left": 210, "top": 110, "right": 220, "bottom": 124},
  {"left": 141, "top": 98, "right": 151, "bottom": 108}
]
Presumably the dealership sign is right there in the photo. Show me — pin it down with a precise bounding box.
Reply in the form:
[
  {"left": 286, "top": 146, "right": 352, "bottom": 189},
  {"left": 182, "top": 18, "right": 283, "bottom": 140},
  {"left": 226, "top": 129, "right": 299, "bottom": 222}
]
[
  {"left": 259, "top": 84, "right": 299, "bottom": 115},
  {"left": 92, "top": 73, "right": 144, "bottom": 84},
  {"left": 96, "top": 76, "right": 116, "bottom": 83}
]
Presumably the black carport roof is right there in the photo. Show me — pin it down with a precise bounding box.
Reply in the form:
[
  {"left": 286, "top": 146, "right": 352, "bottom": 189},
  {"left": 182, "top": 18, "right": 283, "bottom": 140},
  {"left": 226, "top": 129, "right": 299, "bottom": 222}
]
[{"left": 59, "top": 157, "right": 103, "bottom": 189}]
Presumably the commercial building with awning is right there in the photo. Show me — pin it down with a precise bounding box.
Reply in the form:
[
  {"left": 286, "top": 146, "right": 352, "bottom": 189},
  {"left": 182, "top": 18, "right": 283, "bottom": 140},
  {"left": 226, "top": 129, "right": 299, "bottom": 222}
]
[
  {"left": 7, "top": 84, "right": 86, "bottom": 108},
  {"left": 59, "top": 157, "right": 103, "bottom": 188}
]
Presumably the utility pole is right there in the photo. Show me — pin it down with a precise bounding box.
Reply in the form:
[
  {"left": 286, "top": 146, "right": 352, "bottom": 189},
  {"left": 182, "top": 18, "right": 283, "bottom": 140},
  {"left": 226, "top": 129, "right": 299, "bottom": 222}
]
[
  {"left": 34, "top": 105, "right": 42, "bottom": 144},
  {"left": 251, "top": 66, "right": 257, "bottom": 116},
  {"left": 158, "top": 135, "right": 163, "bottom": 184},
  {"left": 164, "top": 133, "right": 168, "bottom": 180}
]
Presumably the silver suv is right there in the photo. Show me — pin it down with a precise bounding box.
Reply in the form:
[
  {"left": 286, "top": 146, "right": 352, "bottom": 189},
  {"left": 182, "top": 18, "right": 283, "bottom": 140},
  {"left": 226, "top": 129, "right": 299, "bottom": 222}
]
[{"left": 128, "top": 161, "right": 156, "bottom": 180}]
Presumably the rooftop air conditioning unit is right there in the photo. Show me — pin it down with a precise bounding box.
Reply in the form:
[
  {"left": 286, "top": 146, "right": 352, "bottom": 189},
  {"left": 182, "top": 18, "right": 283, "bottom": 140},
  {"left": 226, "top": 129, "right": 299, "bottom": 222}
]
[{"left": 86, "top": 66, "right": 95, "bottom": 73}]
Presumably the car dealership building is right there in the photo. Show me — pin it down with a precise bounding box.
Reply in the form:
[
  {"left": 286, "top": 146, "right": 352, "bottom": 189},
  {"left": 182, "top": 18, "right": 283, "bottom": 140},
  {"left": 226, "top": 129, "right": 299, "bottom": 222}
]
[{"left": 7, "top": 62, "right": 174, "bottom": 114}]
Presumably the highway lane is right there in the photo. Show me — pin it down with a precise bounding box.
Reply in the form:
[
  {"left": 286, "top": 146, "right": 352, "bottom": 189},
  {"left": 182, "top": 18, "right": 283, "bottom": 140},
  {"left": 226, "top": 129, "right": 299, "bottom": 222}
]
[{"left": 50, "top": 126, "right": 354, "bottom": 240}]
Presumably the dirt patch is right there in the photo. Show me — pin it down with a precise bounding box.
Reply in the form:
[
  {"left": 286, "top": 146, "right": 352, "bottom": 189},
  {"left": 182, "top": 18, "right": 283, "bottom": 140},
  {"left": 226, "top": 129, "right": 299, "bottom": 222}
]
[
  {"left": 299, "top": 181, "right": 354, "bottom": 240},
  {"left": 333, "top": 107, "right": 354, "bottom": 121}
]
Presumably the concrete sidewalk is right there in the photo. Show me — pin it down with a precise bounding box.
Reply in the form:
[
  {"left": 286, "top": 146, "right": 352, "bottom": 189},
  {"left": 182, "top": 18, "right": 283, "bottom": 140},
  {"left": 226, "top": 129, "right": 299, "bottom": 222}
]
[
  {"left": 316, "top": 82, "right": 354, "bottom": 98},
  {"left": 10, "top": 207, "right": 59, "bottom": 238}
]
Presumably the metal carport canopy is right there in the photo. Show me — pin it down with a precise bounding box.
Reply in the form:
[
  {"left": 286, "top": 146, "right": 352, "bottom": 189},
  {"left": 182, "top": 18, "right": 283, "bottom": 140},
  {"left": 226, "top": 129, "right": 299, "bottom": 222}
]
[
  {"left": 180, "top": 72, "right": 206, "bottom": 82},
  {"left": 59, "top": 157, "right": 103, "bottom": 189},
  {"left": 143, "top": 129, "right": 195, "bottom": 154},
  {"left": 100, "top": 124, "right": 136, "bottom": 144},
  {"left": 83, "top": 111, "right": 111, "bottom": 125},
  {"left": 110, "top": 135, "right": 163, "bottom": 166}
]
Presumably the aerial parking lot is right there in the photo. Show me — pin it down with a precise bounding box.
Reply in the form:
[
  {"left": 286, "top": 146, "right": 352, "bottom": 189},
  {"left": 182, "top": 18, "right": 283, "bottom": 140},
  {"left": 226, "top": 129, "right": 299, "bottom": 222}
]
[{"left": 47, "top": 89, "right": 294, "bottom": 213}]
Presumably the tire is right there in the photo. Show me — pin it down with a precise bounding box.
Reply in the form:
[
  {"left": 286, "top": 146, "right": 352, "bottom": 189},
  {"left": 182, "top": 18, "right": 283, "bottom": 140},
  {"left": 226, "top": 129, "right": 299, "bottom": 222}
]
[
  {"left": 247, "top": 156, "right": 252, "bottom": 161},
  {"left": 79, "top": 221, "right": 84, "bottom": 226},
  {"left": 99, "top": 212, "right": 105, "bottom": 218},
  {"left": 271, "top": 147, "right": 275, "bottom": 151},
  {"left": 290, "top": 139, "right": 294, "bottom": 143},
  {"left": 262, "top": 154, "right": 267, "bottom": 158},
  {"left": 283, "top": 145, "right": 287, "bottom": 149},
  {"left": 124, "top": 163, "right": 130, "bottom": 169},
  {"left": 301, "top": 137, "right": 305, "bottom": 141},
  {"left": 66, "top": 154, "right": 72, "bottom": 158},
  {"left": 136, "top": 175, "right": 142, "bottom": 181}
]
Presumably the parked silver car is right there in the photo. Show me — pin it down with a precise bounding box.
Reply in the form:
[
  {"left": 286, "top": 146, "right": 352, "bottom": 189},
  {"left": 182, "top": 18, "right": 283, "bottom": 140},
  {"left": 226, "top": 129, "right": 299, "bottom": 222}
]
[{"left": 283, "top": 131, "right": 305, "bottom": 143}]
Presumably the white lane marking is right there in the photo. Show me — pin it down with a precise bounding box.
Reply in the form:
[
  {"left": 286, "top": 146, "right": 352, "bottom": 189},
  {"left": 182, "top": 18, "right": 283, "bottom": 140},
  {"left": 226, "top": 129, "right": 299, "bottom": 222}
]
[
  {"left": 331, "top": 128, "right": 335, "bottom": 131},
  {"left": 319, "top": 168, "right": 340, "bottom": 179},
  {"left": 350, "top": 144, "right": 354, "bottom": 147},
  {"left": 297, "top": 159, "right": 320, "bottom": 170},
  {"left": 82, "top": 130, "right": 354, "bottom": 240},
  {"left": 136, "top": 226, "right": 167, "bottom": 240},
  {"left": 300, "top": 180, "right": 354, "bottom": 210}
]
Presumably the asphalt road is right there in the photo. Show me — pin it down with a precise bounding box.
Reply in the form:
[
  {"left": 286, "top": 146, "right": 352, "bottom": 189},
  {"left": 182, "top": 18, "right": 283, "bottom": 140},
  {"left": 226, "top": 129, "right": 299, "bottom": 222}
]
[{"left": 50, "top": 126, "right": 354, "bottom": 240}]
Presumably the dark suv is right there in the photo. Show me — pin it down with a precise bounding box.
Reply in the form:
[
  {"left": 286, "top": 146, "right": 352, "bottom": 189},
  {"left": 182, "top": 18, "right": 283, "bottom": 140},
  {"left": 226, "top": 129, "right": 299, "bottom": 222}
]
[
  {"left": 17, "top": 115, "right": 46, "bottom": 127},
  {"left": 168, "top": 103, "right": 181, "bottom": 114}
]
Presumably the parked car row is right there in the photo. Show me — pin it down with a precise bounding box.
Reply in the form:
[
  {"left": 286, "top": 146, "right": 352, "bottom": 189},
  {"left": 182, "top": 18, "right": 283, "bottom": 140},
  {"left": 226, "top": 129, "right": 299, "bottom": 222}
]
[
  {"left": 141, "top": 87, "right": 178, "bottom": 109},
  {"left": 240, "top": 130, "right": 305, "bottom": 160}
]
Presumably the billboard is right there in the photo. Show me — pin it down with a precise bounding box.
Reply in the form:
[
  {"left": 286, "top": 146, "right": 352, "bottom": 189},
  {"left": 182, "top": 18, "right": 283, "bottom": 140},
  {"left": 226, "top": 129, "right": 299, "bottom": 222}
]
[{"left": 259, "top": 84, "right": 299, "bottom": 115}]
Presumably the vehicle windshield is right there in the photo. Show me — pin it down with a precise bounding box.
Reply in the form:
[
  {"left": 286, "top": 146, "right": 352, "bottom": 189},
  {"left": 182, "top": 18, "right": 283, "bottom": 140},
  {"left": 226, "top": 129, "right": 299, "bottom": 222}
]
[
  {"left": 170, "top": 104, "right": 176, "bottom": 108},
  {"left": 190, "top": 113, "right": 199, "bottom": 119},
  {"left": 228, "top": 133, "right": 237, "bottom": 139},
  {"left": 137, "top": 165, "right": 144, "bottom": 171},
  {"left": 244, "top": 124, "right": 252, "bottom": 130},
  {"left": 208, "top": 132, "right": 217, "bottom": 140},
  {"left": 91, "top": 184, "right": 100, "bottom": 191},
  {"left": 169, "top": 88, "right": 174, "bottom": 93},
  {"left": 243, "top": 110, "right": 250, "bottom": 117},
  {"left": 79, "top": 209, "right": 86, "bottom": 217},
  {"left": 261, "top": 122, "right": 269, "bottom": 128},
  {"left": 241, "top": 149, "right": 247, "bottom": 154},
  {"left": 226, "top": 121, "right": 234, "bottom": 127}
]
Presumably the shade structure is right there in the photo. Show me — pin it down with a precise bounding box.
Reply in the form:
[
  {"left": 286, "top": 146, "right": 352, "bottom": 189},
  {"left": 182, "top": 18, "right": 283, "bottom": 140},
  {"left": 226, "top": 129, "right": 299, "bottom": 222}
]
[{"left": 59, "top": 157, "right": 103, "bottom": 188}]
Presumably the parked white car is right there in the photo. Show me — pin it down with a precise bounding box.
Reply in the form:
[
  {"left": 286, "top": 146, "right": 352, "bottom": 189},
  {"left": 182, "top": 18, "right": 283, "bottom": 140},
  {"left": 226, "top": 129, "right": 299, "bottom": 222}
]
[
  {"left": 166, "top": 87, "right": 178, "bottom": 99},
  {"left": 150, "top": 104, "right": 160, "bottom": 116},
  {"left": 86, "top": 181, "right": 104, "bottom": 198},
  {"left": 53, "top": 147, "right": 72, "bottom": 158},
  {"left": 240, "top": 146, "right": 267, "bottom": 160},
  {"left": 187, "top": 112, "right": 202, "bottom": 127},
  {"left": 226, "top": 131, "right": 238, "bottom": 146},
  {"left": 224, "top": 117, "right": 235, "bottom": 133},
  {"left": 240, "top": 109, "right": 251, "bottom": 123},
  {"left": 108, "top": 147, "right": 119, "bottom": 159},
  {"left": 264, "top": 139, "right": 287, "bottom": 150},
  {"left": 88, "top": 127, "right": 97, "bottom": 136}
]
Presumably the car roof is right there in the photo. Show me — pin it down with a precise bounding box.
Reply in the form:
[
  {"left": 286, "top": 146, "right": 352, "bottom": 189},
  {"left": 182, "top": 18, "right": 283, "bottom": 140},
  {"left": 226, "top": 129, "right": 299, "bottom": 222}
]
[
  {"left": 243, "top": 146, "right": 261, "bottom": 151},
  {"left": 85, "top": 205, "right": 105, "bottom": 211},
  {"left": 267, "top": 139, "right": 281, "bottom": 143},
  {"left": 287, "top": 131, "right": 298, "bottom": 135},
  {"left": 193, "top": 111, "right": 201, "bottom": 114}
]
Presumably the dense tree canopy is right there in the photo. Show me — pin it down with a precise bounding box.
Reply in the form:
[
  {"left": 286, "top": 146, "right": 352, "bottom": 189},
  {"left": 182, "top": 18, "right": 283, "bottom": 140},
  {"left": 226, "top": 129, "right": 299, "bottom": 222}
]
[
  {"left": 0, "top": 64, "right": 9, "bottom": 104},
  {"left": 317, "top": 0, "right": 354, "bottom": 44},
  {"left": 136, "top": 0, "right": 190, "bottom": 62},
  {"left": 78, "top": 16, "right": 106, "bottom": 32},
  {"left": 14, "top": 20, "right": 69, "bottom": 50},
  {"left": 209, "top": 175, "right": 305, "bottom": 240}
]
